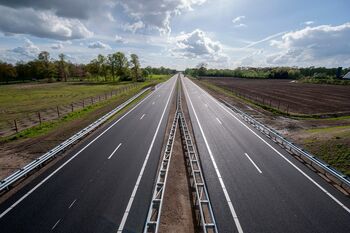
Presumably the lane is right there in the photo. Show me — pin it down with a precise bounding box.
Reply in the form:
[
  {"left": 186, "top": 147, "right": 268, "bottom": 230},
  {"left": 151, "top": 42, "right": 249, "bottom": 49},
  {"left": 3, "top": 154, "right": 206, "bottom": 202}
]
[
  {"left": 182, "top": 76, "right": 350, "bottom": 233},
  {"left": 0, "top": 75, "right": 177, "bottom": 233}
]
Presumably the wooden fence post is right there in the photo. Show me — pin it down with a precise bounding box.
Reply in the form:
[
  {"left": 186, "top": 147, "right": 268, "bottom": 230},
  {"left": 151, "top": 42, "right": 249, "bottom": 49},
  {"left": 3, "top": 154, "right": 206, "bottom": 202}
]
[
  {"left": 56, "top": 106, "right": 60, "bottom": 118},
  {"left": 38, "top": 112, "right": 42, "bottom": 124},
  {"left": 82, "top": 99, "right": 85, "bottom": 108},
  {"left": 14, "top": 119, "right": 18, "bottom": 133},
  {"left": 71, "top": 103, "right": 74, "bottom": 112},
  {"left": 91, "top": 97, "right": 94, "bottom": 104}
]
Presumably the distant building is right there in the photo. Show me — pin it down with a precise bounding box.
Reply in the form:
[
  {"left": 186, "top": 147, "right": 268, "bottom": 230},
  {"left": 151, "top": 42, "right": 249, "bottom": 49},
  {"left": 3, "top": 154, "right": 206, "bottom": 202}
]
[{"left": 343, "top": 71, "right": 350, "bottom": 79}]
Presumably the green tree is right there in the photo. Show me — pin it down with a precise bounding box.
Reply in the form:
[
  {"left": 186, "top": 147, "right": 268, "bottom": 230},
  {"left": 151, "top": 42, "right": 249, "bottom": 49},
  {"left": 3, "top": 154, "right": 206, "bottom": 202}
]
[
  {"left": 38, "top": 51, "right": 55, "bottom": 82},
  {"left": 130, "top": 54, "right": 142, "bottom": 82},
  {"left": 58, "top": 53, "right": 68, "bottom": 82},
  {"left": 0, "top": 62, "right": 17, "bottom": 83},
  {"left": 107, "top": 54, "right": 116, "bottom": 81},
  {"left": 97, "top": 54, "right": 108, "bottom": 81},
  {"left": 114, "top": 52, "right": 130, "bottom": 81}
]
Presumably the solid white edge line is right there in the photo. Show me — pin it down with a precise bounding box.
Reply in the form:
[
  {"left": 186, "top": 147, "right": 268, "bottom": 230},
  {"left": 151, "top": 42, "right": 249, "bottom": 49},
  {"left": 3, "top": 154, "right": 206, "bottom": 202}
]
[
  {"left": 117, "top": 77, "right": 176, "bottom": 232},
  {"left": 108, "top": 143, "right": 122, "bottom": 160},
  {"left": 182, "top": 77, "right": 244, "bottom": 233},
  {"left": 140, "top": 114, "right": 146, "bottom": 120},
  {"left": 244, "top": 153, "right": 262, "bottom": 174},
  {"left": 186, "top": 77, "right": 350, "bottom": 214},
  {"left": 0, "top": 77, "right": 173, "bottom": 219},
  {"left": 216, "top": 117, "right": 222, "bottom": 125}
]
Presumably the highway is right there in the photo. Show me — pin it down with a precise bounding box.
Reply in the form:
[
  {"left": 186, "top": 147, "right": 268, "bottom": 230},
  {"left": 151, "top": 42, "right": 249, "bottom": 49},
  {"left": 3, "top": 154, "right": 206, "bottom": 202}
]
[
  {"left": 1, "top": 73, "right": 349, "bottom": 233},
  {"left": 181, "top": 76, "right": 350, "bottom": 233},
  {"left": 0, "top": 75, "right": 177, "bottom": 233}
]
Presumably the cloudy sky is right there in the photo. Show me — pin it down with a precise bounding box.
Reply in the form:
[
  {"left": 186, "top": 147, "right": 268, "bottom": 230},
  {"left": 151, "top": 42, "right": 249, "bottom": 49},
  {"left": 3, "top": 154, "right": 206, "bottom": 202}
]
[{"left": 0, "top": 0, "right": 349, "bottom": 69}]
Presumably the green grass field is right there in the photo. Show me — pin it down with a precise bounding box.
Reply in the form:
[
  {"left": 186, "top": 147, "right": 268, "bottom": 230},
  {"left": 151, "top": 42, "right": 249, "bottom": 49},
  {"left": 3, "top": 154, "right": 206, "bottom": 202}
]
[{"left": 0, "top": 75, "right": 171, "bottom": 130}]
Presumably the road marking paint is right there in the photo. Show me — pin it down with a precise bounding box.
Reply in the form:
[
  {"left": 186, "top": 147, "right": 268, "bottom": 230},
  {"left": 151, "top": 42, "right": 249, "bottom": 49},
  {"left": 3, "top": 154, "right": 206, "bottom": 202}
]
[
  {"left": 216, "top": 117, "right": 222, "bottom": 125},
  {"left": 244, "top": 153, "right": 262, "bottom": 174},
  {"left": 0, "top": 77, "right": 175, "bottom": 220},
  {"left": 117, "top": 77, "right": 176, "bottom": 233},
  {"left": 68, "top": 199, "right": 77, "bottom": 209},
  {"left": 140, "top": 114, "right": 146, "bottom": 120},
  {"left": 186, "top": 77, "right": 350, "bottom": 214},
  {"left": 182, "top": 77, "right": 244, "bottom": 233},
  {"left": 51, "top": 219, "right": 61, "bottom": 230},
  {"left": 108, "top": 143, "right": 122, "bottom": 160}
]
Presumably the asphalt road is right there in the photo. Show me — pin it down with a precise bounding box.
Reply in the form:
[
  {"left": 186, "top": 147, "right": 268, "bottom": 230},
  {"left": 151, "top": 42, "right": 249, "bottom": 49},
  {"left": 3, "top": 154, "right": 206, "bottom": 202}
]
[
  {"left": 0, "top": 75, "right": 177, "bottom": 233},
  {"left": 181, "top": 76, "right": 350, "bottom": 233}
]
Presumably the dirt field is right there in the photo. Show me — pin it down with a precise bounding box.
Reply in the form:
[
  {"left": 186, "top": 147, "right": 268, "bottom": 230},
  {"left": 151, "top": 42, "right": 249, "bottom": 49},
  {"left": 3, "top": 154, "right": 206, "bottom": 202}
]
[
  {"left": 201, "top": 77, "right": 350, "bottom": 115},
  {"left": 194, "top": 78, "right": 350, "bottom": 176}
]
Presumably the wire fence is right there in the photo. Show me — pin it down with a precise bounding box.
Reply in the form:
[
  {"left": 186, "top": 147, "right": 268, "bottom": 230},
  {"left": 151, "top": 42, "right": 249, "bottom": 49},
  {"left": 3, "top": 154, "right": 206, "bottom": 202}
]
[{"left": 0, "top": 83, "right": 141, "bottom": 137}]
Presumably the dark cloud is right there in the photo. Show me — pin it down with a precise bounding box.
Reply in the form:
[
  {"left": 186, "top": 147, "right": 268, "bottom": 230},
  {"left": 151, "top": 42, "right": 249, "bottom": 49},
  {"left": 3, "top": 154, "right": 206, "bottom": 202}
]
[
  {"left": 0, "top": 6, "right": 93, "bottom": 40},
  {"left": 0, "top": 0, "right": 100, "bottom": 19}
]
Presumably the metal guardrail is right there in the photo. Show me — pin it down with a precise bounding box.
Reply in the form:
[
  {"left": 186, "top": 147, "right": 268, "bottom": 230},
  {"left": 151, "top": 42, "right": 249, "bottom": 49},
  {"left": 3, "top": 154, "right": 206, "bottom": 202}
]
[
  {"left": 221, "top": 99, "right": 350, "bottom": 192},
  {"left": 0, "top": 87, "right": 150, "bottom": 193},
  {"left": 178, "top": 83, "right": 218, "bottom": 233},
  {"left": 143, "top": 86, "right": 179, "bottom": 233},
  {"left": 144, "top": 75, "right": 218, "bottom": 233}
]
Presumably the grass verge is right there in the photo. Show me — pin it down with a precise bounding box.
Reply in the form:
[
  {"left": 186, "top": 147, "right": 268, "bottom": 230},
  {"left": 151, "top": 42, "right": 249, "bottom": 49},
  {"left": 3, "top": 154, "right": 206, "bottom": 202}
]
[
  {"left": 0, "top": 76, "right": 168, "bottom": 143},
  {"left": 303, "top": 126, "right": 350, "bottom": 176}
]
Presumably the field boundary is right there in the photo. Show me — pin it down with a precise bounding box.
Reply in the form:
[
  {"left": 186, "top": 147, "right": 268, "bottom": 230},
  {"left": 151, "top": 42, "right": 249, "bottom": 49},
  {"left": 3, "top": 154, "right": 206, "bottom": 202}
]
[
  {"left": 221, "top": 99, "right": 350, "bottom": 194},
  {"left": 198, "top": 78, "right": 350, "bottom": 119},
  {"left": 0, "top": 83, "right": 142, "bottom": 138},
  {"left": 0, "top": 87, "right": 150, "bottom": 194}
]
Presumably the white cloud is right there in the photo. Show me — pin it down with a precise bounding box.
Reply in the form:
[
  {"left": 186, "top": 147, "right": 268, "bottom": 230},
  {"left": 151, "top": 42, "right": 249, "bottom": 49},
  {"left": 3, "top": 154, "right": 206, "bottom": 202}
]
[
  {"left": 232, "top": 15, "right": 247, "bottom": 28},
  {"left": 232, "top": 16, "right": 245, "bottom": 24},
  {"left": 171, "top": 29, "right": 228, "bottom": 62},
  {"left": 234, "top": 23, "right": 247, "bottom": 28},
  {"left": 269, "top": 22, "right": 350, "bottom": 65},
  {"left": 123, "top": 21, "right": 145, "bottom": 33},
  {"left": 115, "top": 35, "right": 126, "bottom": 43},
  {"left": 0, "top": 6, "right": 93, "bottom": 40},
  {"left": 51, "top": 42, "right": 63, "bottom": 50},
  {"left": 106, "top": 12, "right": 116, "bottom": 22},
  {"left": 243, "top": 31, "right": 286, "bottom": 48},
  {"left": 87, "top": 41, "right": 111, "bottom": 49},
  {"left": 118, "top": 0, "right": 207, "bottom": 34},
  {"left": 303, "top": 21, "right": 314, "bottom": 25},
  {"left": 0, "top": 38, "right": 40, "bottom": 62}
]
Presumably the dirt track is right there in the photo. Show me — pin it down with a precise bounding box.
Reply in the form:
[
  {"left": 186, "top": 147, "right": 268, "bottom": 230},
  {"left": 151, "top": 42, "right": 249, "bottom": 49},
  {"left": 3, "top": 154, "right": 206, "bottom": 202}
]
[{"left": 202, "top": 77, "right": 350, "bottom": 115}]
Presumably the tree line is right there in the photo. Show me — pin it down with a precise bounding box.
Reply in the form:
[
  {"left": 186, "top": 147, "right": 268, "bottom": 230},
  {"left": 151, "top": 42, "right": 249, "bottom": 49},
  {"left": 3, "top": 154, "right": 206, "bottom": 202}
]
[
  {"left": 185, "top": 65, "right": 349, "bottom": 80},
  {"left": 0, "top": 51, "right": 177, "bottom": 84}
]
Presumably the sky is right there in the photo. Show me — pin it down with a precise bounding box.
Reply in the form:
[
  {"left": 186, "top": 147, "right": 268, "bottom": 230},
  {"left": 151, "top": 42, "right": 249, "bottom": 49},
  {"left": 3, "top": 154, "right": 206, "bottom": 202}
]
[{"left": 0, "top": 0, "right": 349, "bottom": 70}]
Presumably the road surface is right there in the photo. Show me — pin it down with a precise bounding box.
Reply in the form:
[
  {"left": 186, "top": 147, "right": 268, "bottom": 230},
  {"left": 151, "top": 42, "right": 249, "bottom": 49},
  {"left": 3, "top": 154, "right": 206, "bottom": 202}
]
[
  {"left": 0, "top": 75, "right": 177, "bottom": 233},
  {"left": 181, "top": 76, "right": 350, "bottom": 233}
]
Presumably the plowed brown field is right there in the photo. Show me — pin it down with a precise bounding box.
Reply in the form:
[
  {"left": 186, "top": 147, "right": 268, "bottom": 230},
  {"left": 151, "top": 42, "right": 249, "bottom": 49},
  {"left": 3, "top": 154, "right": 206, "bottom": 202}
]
[{"left": 202, "top": 77, "right": 350, "bottom": 115}]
